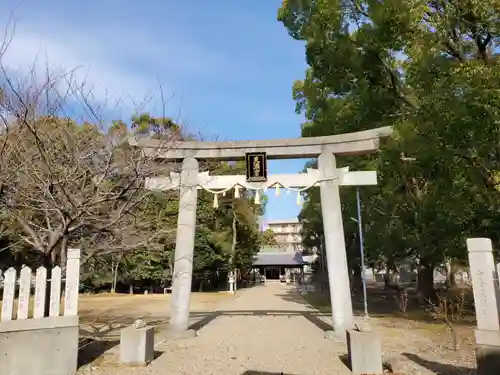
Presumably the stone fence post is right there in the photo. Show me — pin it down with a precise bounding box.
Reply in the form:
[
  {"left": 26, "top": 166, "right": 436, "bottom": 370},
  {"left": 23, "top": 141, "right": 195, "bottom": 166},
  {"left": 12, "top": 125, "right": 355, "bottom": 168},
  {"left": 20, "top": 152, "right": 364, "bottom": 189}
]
[
  {"left": 467, "top": 238, "right": 500, "bottom": 331},
  {"left": 467, "top": 237, "right": 500, "bottom": 374}
]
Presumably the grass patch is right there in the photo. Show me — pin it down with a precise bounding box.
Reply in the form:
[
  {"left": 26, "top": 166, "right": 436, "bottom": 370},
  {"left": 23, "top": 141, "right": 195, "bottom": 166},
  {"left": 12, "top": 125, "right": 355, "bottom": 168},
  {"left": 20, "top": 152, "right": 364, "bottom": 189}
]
[
  {"left": 299, "top": 287, "right": 475, "bottom": 338},
  {"left": 1, "top": 290, "right": 232, "bottom": 320},
  {"left": 301, "top": 291, "right": 332, "bottom": 313}
]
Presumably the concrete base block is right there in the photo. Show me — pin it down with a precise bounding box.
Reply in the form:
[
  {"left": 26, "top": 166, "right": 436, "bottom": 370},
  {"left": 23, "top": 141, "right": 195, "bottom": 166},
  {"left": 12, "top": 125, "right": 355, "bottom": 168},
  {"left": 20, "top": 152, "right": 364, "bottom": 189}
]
[
  {"left": 120, "top": 325, "right": 155, "bottom": 366},
  {"left": 346, "top": 330, "right": 383, "bottom": 375},
  {"left": 475, "top": 329, "right": 500, "bottom": 375},
  {"left": 0, "top": 316, "right": 79, "bottom": 375},
  {"left": 476, "top": 345, "right": 500, "bottom": 375}
]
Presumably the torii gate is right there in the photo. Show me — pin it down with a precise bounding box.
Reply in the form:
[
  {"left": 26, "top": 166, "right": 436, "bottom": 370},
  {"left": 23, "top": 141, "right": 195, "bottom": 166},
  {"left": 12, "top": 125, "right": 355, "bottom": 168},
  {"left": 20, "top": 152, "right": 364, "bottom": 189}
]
[{"left": 130, "top": 126, "right": 392, "bottom": 338}]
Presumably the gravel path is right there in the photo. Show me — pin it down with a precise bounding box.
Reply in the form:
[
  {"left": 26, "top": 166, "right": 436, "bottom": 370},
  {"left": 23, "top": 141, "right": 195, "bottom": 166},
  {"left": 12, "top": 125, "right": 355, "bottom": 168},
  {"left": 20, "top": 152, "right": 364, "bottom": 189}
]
[
  {"left": 153, "top": 282, "right": 350, "bottom": 375},
  {"left": 81, "top": 282, "right": 351, "bottom": 375}
]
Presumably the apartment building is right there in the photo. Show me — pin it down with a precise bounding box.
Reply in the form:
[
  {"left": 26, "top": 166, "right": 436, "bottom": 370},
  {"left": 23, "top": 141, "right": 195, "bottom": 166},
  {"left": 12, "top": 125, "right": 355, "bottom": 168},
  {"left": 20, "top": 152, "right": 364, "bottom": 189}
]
[{"left": 266, "top": 219, "right": 303, "bottom": 253}]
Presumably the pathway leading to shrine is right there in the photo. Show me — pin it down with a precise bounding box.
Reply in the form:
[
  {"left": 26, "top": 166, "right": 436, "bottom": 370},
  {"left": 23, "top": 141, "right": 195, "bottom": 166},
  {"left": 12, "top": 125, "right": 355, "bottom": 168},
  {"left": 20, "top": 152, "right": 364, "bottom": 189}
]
[{"left": 150, "top": 282, "right": 350, "bottom": 375}]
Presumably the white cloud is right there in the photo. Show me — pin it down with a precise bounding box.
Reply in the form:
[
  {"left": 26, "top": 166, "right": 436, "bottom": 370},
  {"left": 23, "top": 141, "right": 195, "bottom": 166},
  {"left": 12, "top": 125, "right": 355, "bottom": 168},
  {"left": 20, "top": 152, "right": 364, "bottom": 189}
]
[
  {"left": 2, "top": 32, "right": 156, "bottom": 108},
  {"left": 0, "top": 11, "right": 231, "bottom": 115}
]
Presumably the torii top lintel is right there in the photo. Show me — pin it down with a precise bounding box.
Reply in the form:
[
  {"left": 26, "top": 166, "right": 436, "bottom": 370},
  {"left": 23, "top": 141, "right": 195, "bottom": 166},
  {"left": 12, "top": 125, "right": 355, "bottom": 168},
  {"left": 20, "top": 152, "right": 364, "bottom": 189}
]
[{"left": 129, "top": 126, "right": 392, "bottom": 161}]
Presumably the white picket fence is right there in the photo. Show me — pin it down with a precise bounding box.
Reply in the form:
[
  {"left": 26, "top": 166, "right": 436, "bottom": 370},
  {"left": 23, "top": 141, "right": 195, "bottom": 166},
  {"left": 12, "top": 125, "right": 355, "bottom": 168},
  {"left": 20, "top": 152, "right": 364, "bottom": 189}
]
[{"left": 0, "top": 248, "right": 81, "bottom": 321}]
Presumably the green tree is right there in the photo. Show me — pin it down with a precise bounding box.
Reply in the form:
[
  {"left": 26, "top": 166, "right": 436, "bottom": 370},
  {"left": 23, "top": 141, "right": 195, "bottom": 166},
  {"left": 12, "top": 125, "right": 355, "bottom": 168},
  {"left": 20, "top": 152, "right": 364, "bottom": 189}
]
[
  {"left": 260, "top": 229, "right": 278, "bottom": 247},
  {"left": 195, "top": 161, "right": 263, "bottom": 285},
  {"left": 279, "top": 0, "right": 500, "bottom": 299}
]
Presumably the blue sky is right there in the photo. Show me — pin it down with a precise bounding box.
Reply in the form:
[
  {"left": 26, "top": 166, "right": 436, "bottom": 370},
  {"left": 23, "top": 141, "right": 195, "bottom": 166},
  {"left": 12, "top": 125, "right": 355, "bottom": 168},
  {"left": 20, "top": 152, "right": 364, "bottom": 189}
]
[{"left": 0, "top": 0, "right": 310, "bottom": 222}]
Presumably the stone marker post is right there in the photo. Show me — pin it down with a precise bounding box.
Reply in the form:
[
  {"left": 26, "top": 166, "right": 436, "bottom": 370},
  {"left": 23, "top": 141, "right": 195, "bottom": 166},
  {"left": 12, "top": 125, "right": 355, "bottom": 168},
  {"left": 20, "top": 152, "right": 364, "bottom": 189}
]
[
  {"left": 228, "top": 272, "right": 235, "bottom": 294},
  {"left": 347, "top": 329, "right": 383, "bottom": 375},
  {"left": 467, "top": 237, "right": 500, "bottom": 374},
  {"left": 120, "top": 320, "right": 155, "bottom": 366}
]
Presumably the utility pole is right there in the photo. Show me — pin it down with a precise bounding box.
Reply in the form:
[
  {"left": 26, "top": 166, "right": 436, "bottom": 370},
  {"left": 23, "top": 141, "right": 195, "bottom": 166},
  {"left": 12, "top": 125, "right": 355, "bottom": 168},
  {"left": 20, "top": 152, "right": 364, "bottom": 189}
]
[{"left": 356, "top": 188, "right": 368, "bottom": 317}]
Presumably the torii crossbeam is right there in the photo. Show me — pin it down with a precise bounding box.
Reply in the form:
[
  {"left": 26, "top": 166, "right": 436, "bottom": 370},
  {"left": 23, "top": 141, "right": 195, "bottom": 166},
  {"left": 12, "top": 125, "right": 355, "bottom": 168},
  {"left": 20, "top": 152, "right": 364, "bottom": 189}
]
[{"left": 145, "top": 169, "right": 377, "bottom": 191}]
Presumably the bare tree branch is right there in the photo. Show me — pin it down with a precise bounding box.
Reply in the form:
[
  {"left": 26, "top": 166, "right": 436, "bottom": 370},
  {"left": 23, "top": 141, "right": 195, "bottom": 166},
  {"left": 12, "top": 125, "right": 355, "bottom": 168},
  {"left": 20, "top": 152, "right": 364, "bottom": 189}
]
[{"left": 0, "top": 40, "right": 185, "bottom": 265}]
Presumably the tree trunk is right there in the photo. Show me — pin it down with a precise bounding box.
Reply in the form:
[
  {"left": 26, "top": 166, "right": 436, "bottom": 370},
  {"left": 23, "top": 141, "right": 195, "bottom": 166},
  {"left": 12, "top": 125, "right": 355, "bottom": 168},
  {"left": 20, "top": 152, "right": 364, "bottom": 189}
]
[
  {"left": 43, "top": 252, "right": 54, "bottom": 317},
  {"left": 111, "top": 255, "right": 122, "bottom": 293},
  {"left": 448, "top": 271, "right": 456, "bottom": 288},
  {"left": 59, "top": 238, "right": 67, "bottom": 269},
  {"left": 417, "top": 263, "right": 436, "bottom": 302},
  {"left": 383, "top": 270, "right": 404, "bottom": 293},
  {"left": 383, "top": 273, "right": 390, "bottom": 288},
  {"left": 111, "top": 261, "right": 116, "bottom": 293},
  {"left": 112, "top": 267, "right": 118, "bottom": 293},
  {"left": 383, "top": 272, "right": 399, "bottom": 287},
  {"left": 230, "top": 209, "right": 237, "bottom": 291},
  {"left": 445, "top": 259, "right": 457, "bottom": 288},
  {"left": 168, "top": 255, "right": 173, "bottom": 281},
  {"left": 129, "top": 284, "right": 134, "bottom": 294},
  {"left": 351, "top": 264, "right": 363, "bottom": 294}
]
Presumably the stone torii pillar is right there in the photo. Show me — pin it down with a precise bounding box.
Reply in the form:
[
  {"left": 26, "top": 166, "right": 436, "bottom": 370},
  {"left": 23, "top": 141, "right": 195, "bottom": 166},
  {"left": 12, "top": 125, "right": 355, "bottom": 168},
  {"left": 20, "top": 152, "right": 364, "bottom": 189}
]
[
  {"left": 318, "top": 149, "right": 352, "bottom": 332},
  {"left": 130, "top": 126, "right": 392, "bottom": 338},
  {"left": 168, "top": 157, "right": 199, "bottom": 335}
]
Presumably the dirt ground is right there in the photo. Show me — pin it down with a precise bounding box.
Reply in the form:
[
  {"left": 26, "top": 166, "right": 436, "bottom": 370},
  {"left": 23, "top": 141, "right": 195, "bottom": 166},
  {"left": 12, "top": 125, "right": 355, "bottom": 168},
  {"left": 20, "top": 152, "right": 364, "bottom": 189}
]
[
  {"left": 77, "top": 291, "right": 234, "bottom": 368},
  {"left": 79, "top": 291, "right": 232, "bottom": 339},
  {"left": 78, "top": 285, "right": 478, "bottom": 374},
  {"left": 301, "top": 286, "right": 477, "bottom": 374},
  {"left": 2, "top": 286, "right": 480, "bottom": 373}
]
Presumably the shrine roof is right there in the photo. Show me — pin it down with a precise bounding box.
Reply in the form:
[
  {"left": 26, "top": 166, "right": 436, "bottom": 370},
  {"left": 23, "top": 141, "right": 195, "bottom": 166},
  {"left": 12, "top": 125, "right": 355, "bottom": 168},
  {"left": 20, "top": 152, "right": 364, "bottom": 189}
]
[{"left": 252, "top": 251, "right": 305, "bottom": 266}]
